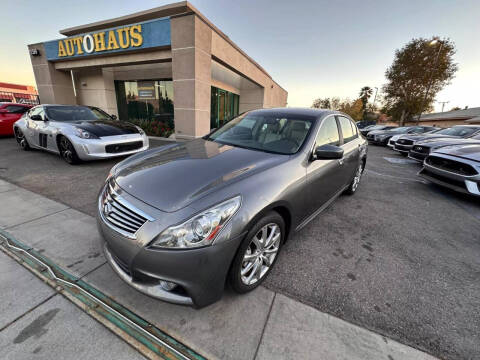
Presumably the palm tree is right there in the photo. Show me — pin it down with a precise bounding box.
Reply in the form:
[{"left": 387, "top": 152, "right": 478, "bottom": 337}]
[{"left": 359, "top": 86, "right": 373, "bottom": 120}]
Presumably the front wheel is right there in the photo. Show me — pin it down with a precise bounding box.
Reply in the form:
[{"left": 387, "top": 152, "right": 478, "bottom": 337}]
[
  {"left": 58, "top": 136, "right": 80, "bottom": 165},
  {"left": 229, "top": 211, "right": 285, "bottom": 293},
  {"left": 344, "top": 162, "right": 364, "bottom": 195},
  {"left": 14, "top": 128, "right": 30, "bottom": 151}
]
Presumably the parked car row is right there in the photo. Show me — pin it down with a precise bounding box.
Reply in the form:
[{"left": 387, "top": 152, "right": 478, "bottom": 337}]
[{"left": 362, "top": 124, "right": 480, "bottom": 197}]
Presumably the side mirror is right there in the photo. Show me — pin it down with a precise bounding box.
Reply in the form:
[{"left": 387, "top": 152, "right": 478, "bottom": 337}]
[
  {"left": 111, "top": 114, "right": 117, "bottom": 120},
  {"left": 313, "top": 144, "right": 344, "bottom": 160},
  {"left": 30, "top": 114, "right": 43, "bottom": 121}
]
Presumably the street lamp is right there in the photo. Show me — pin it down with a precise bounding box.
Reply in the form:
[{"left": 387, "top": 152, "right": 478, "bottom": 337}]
[{"left": 415, "top": 38, "right": 444, "bottom": 125}]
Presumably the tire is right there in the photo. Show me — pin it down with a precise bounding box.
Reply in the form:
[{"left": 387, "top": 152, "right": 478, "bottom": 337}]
[
  {"left": 229, "top": 211, "right": 285, "bottom": 294},
  {"left": 58, "top": 136, "right": 80, "bottom": 165},
  {"left": 344, "top": 161, "right": 364, "bottom": 195},
  {"left": 14, "top": 128, "right": 30, "bottom": 151}
]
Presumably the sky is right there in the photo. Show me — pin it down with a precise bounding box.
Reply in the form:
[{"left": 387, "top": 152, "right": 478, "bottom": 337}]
[{"left": 1, "top": 0, "right": 479, "bottom": 112}]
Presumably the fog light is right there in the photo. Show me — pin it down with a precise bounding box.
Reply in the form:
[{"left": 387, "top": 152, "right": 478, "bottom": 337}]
[{"left": 160, "top": 280, "right": 177, "bottom": 291}]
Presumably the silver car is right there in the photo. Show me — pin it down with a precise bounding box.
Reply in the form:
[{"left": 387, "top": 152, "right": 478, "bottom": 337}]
[
  {"left": 97, "top": 108, "right": 368, "bottom": 308},
  {"left": 13, "top": 105, "right": 149, "bottom": 164},
  {"left": 419, "top": 144, "right": 480, "bottom": 196}
]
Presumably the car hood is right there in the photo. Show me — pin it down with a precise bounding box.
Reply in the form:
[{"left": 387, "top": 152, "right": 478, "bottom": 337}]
[
  {"left": 400, "top": 133, "right": 457, "bottom": 142},
  {"left": 417, "top": 138, "right": 480, "bottom": 148},
  {"left": 68, "top": 119, "right": 139, "bottom": 137},
  {"left": 114, "top": 139, "right": 287, "bottom": 212},
  {"left": 433, "top": 144, "right": 480, "bottom": 162}
]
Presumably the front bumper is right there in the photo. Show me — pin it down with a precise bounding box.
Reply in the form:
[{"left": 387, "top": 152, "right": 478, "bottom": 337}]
[
  {"left": 418, "top": 163, "right": 480, "bottom": 196},
  {"left": 72, "top": 134, "right": 149, "bottom": 161},
  {"left": 96, "top": 182, "right": 244, "bottom": 308},
  {"left": 393, "top": 143, "right": 413, "bottom": 153}
]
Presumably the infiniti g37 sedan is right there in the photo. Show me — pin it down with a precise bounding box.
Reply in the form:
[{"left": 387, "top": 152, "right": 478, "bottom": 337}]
[
  {"left": 13, "top": 105, "right": 149, "bottom": 164},
  {"left": 97, "top": 108, "right": 368, "bottom": 307}
]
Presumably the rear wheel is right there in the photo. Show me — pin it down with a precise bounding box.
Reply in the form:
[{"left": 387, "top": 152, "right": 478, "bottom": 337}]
[
  {"left": 14, "top": 128, "right": 30, "bottom": 151},
  {"left": 229, "top": 211, "right": 285, "bottom": 293},
  {"left": 58, "top": 136, "right": 80, "bottom": 165}
]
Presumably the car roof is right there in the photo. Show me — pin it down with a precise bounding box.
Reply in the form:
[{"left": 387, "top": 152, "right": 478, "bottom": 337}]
[{"left": 248, "top": 107, "right": 338, "bottom": 120}]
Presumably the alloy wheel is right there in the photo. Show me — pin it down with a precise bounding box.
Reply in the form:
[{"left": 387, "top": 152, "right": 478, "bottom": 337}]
[
  {"left": 60, "top": 137, "right": 73, "bottom": 163},
  {"left": 241, "top": 223, "right": 281, "bottom": 286}
]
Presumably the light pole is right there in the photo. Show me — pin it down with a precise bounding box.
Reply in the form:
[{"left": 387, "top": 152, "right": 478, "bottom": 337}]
[
  {"left": 416, "top": 38, "right": 444, "bottom": 125},
  {"left": 438, "top": 100, "right": 449, "bottom": 112}
]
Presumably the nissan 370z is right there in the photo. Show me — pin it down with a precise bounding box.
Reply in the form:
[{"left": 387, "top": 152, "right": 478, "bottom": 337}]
[
  {"left": 97, "top": 108, "right": 368, "bottom": 307},
  {"left": 13, "top": 105, "right": 149, "bottom": 164}
]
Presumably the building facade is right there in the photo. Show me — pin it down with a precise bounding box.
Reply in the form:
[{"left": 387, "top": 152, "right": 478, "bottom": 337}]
[
  {"left": 0, "top": 82, "right": 39, "bottom": 105},
  {"left": 27, "top": 1, "right": 287, "bottom": 139},
  {"left": 404, "top": 107, "right": 480, "bottom": 127}
]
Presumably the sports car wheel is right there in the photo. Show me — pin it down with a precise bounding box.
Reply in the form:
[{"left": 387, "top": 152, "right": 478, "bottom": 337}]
[
  {"left": 14, "top": 128, "right": 30, "bottom": 151},
  {"left": 229, "top": 211, "right": 284, "bottom": 293},
  {"left": 344, "top": 162, "right": 364, "bottom": 195},
  {"left": 58, "top": 136, "right": 80, "bottom": 165}
]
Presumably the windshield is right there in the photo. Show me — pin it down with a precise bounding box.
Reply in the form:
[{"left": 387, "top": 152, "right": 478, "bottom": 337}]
[
  {"left": 207, "top": 112, "right": 314, "bottom": 154},
  {"left": 45, "top": 106, "right": 107, "bottom": 122},
  {"left": 387, "top": 127, "right": 410, "bottom": 133},
  {"left": 435, "top": 126, "right": 479, "bottom": 137}
]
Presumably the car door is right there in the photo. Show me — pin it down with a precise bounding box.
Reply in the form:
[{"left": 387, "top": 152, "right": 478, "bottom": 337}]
[
  {"left": 25, "top": 106, "right": 44, "bottom": 146},
  {"left": 337, "top": 116, "right": 361, "bottom": 184},
  {"left": 305, "top": 115, "right": 345, "bottom": 218}
]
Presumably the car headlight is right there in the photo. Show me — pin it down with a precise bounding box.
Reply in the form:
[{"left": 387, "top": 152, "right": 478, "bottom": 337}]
[
  {"left": 75, "top": 127, "right": 99, "bottom": 139},
  {"left": 136, "top": 126, "right": 145, "bottom": 135},
  {"left": 149, "top": 196, "right": 241, "bottom": 249}
]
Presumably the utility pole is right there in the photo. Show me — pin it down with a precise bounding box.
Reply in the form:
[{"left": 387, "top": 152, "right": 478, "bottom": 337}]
[
  {"left": 438, "top": 101, "right": 449, "bottom": 112},
  {"left": 416, "top": 38, "right": 444, "bottom": 125},
  {"left": 372, "top": 87, "right": 378, "bottom": 106}
]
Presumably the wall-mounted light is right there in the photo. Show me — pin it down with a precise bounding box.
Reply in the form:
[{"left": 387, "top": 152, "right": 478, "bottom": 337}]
[{"left": 30, "top": 48, "right": 40, "bottom": 56}]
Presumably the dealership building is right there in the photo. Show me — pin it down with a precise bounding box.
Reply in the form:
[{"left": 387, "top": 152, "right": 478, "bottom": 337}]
[{"left": 27, "top": 1, "right": 287, "bottom": 139}]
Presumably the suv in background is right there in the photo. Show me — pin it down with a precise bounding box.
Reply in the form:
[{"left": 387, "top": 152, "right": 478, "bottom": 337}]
[{"left": 0, "top": 103, "right": 32, "bottom": 136}]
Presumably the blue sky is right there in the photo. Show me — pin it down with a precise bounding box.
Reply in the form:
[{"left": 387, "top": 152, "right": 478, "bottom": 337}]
[{"left": 1, "top": 0, "right": 479, "bottom": 111}]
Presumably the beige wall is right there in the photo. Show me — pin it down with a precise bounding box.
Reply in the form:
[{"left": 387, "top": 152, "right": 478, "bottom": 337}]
[
  {"left": 74, "top": 68, "right": 117, "bottom": 116},
  {"left": 28, "top": 43, "right": 76, "bottom": 105}
]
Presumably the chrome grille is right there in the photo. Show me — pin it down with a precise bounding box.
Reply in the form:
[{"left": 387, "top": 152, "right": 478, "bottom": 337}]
[{"left": 100, "top": 179, "right": 153, "bottom": 238}]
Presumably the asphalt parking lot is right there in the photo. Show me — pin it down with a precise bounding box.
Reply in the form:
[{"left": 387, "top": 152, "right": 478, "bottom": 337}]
[{"left": 1, "top": 137, "right": 479, "bottom": 360}]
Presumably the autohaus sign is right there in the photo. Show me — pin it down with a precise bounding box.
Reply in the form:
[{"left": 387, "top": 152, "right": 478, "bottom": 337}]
[{"left": 43, "top": 18, "right": 171, "bottom": 61}]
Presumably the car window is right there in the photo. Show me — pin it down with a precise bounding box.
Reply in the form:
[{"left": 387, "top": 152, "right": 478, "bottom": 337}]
[
  {"left": 350, "top": 120, "right": 358, "bottom": 137},
  {"left": 338, "top": 116, "right": 355, "bottom": 143},
  {"left": 5, "top": 105, "right": 28, "bottom": 114},
  {"left": 435, "top": 127, "right": 479, "bottom": 137},
  {"left": 29, "top": 107, "right": 43, "bottom": 118},
  {"left": 208, "top": 112, "right": 314, "bottom": 155},
  {"left": 45, "top": 106, "right": 106, "bottom": 122},
  {"left": 90, "top": 107, "right": 112, "bottom": 120},
  {"left": 315, "top": 116, "right": 340, "bottom": 147}
]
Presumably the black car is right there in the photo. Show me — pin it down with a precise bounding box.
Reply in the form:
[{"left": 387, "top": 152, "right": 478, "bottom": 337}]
[
  {"left": 360, "top": 125, "right": 396, "bottom": 137},
  {"left": 367, "top": 126, "right": 437, "bottom": 146}
]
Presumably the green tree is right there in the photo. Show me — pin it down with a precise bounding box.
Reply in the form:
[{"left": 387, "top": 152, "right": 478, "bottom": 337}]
[
  {"left": 359, "top": 86, "right": 373, "bottom": 120},
  {"left": 382, "top": 37, "right": 457, "bottom": 125}
]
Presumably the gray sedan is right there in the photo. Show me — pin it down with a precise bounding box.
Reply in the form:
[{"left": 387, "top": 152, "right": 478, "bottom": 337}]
[
  {"left": 13, "top": 105, "right": 149, "bottom": 164},
  {"left": 97, "top": 108, "right": 368, "bottom": 307}
]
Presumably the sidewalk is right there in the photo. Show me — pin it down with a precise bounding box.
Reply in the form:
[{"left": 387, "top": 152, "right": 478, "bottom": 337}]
[{"left": 0, "top": 179, "right": 437, "bottom": 360}]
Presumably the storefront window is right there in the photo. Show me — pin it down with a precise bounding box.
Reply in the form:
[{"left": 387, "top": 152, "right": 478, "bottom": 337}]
[
  {"left": 115, "top": 80, "right": 174, "bottom": 137},
  {"left": 210, "top": 86, "right": 239, "bottom": 129}
]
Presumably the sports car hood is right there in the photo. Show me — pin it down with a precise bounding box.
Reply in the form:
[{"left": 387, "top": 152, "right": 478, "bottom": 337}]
[
  {"left": 417, "top": 138, "right": 480, "bottom": 148},
  {"left": 69, "top": 120, "right": 139, "bottom": 137},
  {"left": 114, "top": 139, "right": 287, "bottom": 212},
  {"left": 400, "top": 133, "right": 456, "bottom": 142},
  {"left": 433, "top": 144, "right": 480, "bottom": 162}
]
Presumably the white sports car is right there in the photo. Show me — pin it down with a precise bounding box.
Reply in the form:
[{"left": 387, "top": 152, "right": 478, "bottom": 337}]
[{"left": 13, "top": 105, "right": 149, "bottom": 164}]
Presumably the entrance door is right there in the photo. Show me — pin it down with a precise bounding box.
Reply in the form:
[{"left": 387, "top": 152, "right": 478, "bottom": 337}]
[{"left": 218, "top": 90, "right": 226, "bottom": 127}]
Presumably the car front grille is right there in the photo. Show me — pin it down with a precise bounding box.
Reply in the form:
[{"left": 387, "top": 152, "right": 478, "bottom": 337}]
[
  {"left": 397, "top": 139, "right": 414, "bottom": 145},
  {"left": 100, "top": 179, "right": 151, "bottom": 237},
  {"left": 426, "top": 156, "right": 478, "bottom": 176},
  {"left": 105, "top": 141, "right": 143, "bottom": 154},
  {"left": 409, "top": 151, "right": 427, "bottom": 161},
  {"left": 412, "top": 145, "right": 430, "bottom": 154}
]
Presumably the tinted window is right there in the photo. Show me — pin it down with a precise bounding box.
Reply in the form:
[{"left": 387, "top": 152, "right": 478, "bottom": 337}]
[
  {"left": 208, "top": 112, "right": 313, "bottom": 155},
  {"left": 338, "top": 116, "right": 355, "bottom": 143},
  {"left": 5, "top": 105, "right": 28, "bottom": 114},
  {"left": 45, "top": 106, "right": 105, "bottom": 122},
  {"left": 316, "top": 116, "right": 340, "bottom": 147}
]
